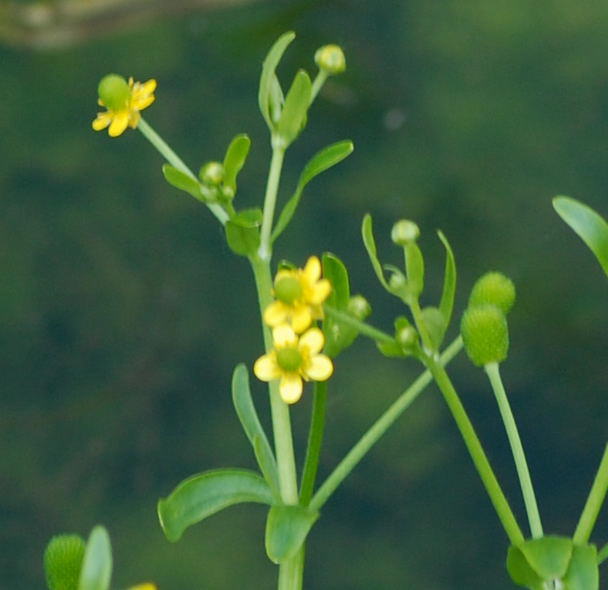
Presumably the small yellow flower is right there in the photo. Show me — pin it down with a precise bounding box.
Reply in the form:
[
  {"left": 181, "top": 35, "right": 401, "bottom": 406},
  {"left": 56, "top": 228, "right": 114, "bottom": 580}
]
[
  {"left": 264, "top": 256, "right": 331, "bottom": 333},
  {"left": 128, "top": 584, "right": 156, "bottom": 590},
  {"left": 254, "top": 324, "right": 333, "bottom": 404},
  {"left": 92, "top": 74, "right": 156, "bottom": 137}
]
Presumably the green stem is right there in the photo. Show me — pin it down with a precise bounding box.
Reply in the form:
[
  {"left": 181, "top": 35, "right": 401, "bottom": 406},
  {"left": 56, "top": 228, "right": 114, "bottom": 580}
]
[
  {"left": 309, "top": 337, "right": 463, "bottom": 512},
  {"left": 278, "top": 546, "right": 305, "bottom": 590},
  {"left": 426, "top": 357, "right": 524, "bottom": 545},
  {"left": 573, "top": 443, "right": 608, "bottom": 545},
  {"left": 137, "top": 118, "right": 229, "bottom": 225},
  {"left": 300, "top": 381, "right": 328, "bottom": 505},
  {"left": 409, "top": 297, "right": 434, "bottom": 353},
  {"left": 310, "top": 70, "right": 328, "bottom": 103},
  {"left": 485, "top": 362, "right": 543, "bottom": 539},
  {"left": 258, "top": 143, "right": 286, "bottom": 260},
  {"left": 323, "top": 305, "right": 395, "bottom": 345},
  {"left": 598, "top": 543, "right": 608, "bottom": 565}
]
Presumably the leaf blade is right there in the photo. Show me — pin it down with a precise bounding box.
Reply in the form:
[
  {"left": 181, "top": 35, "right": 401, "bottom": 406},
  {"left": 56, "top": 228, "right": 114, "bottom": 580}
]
[
  {"left": 277, "top": 70, "right": 312, "bottom": 146},
  {"left": 265, "top": 505, "right": 319, "bottom": 564},
  {"left": 78, "top": 526, "right": 112, "bottom": 590},
  {"left": 223, "top": 134, "right": 251, "bottom": 196},
  {"left": 437, "top": 230, "right": 457, "bottom": 331},
  {"left": 361, "top": 214, "right": 389, "bottom": 290}
]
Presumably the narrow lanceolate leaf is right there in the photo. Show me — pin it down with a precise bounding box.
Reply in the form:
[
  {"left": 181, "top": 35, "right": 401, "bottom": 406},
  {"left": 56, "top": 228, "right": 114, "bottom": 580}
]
[
  {"left": 553, "top": 196, "right": 608, "bottom": 276},
  {"left": 259, "top": 31, "right": 296, "bottom": 130},
  {"left": 361, "top": 214, "right": 389, "bottom": 290},
  {"left": 231, "top": 364, "right": 280, "bottom": 498},
  {"left": 271, "top": 140, "right": 353, "bottom": 242},
  {"left": 78, "top": 526, "right": 112, "bottom": 590},
  {"left": 222, "top": 134, "right": 251, "bottom": 196},
  {"left": 157, "top": 469, "right": 274, "bottom": 542},
  {"left": 265, "top": 505, "right": 319, "bottom": 564},
  {"left": 276, "top": 69, "right": 312, "bottom": 146},
  {"left": 437, "top": 230, "right": 457, "bottom": 331},
  {"left": 162, "top": 164, "right": 204, "bottom": 202}
]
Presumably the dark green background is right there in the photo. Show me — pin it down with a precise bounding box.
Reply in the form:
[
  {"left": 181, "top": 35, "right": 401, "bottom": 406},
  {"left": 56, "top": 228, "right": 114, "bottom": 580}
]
[{"left": 2, "top": 1, "right": 607, "bottom": 588}]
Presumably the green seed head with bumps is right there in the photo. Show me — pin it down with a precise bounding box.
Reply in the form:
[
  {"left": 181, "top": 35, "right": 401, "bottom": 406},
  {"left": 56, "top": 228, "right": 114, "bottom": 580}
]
[
  {"left": 461, "top": 304, "right": 509, "bottom": 366},
  {"left": 468, "top": 272, "right": 516, "bottom": 315}
]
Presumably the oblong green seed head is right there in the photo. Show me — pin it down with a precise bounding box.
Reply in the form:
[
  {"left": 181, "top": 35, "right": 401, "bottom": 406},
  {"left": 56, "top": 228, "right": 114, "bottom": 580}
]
[
  {"left": 468, "top": 272, "right": 516, "bottom": 315},
  {"left": 97, "top": 74, "right": 130, "bottom": 110},
  {"left": 461, "top": 304, "right": 509, "bottom": 366}
]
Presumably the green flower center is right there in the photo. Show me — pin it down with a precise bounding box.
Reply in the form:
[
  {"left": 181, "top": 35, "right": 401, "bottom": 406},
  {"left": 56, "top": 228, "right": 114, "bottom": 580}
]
[
  {"left": 276, "top": 347, "right": 302, "bottom": 372},
  {"left": 98, "top": 74, "right": 131, "bottom": 110},
  {"left": 274, "top": 277, "right": 302, "bottom": 304}
]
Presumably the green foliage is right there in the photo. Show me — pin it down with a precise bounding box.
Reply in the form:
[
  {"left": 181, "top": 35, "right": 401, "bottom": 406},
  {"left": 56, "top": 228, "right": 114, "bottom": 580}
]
[
  {"left": 272, "top": 141, "right": 354, "bottom": 242},
  {"left": 264, "top": 505, "right": 319, "bottom": 564},
  {"left": 231, "top": 364, "right": 280, "bottom": 499},
  {"left": 44, "top": 534, "right": 85, "bottom": 590},
  {"left": 222, "top": 134, "right": 251, "bottom": 198},
  {"left": 162, "top": 164, "right": 206, "bottom": 203},
  {"left": 276, "top": 70, "right": 312, "bottom": 147},
  {"left": 437, "top": 230, "right": 457, "bottom": 330},
  {"left": 157, "top": 469, "right": 274, "bottom": 543},
  {"left": 225, "top": 208, "right": 262, "bottom": 256},
  {"left": 553, "top": 196, "right": 608, "bottom": 277},
  {"left": 78, "top": 526, "right": 112, "bottom": 590}
]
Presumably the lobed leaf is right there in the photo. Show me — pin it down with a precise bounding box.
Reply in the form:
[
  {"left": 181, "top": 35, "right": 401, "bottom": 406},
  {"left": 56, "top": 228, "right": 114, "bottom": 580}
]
[
  {"left": 231, "top": 364, "right": 280, "bottom": 498},
  {"left": 78, "top": 526, "right": 112, "bottom": 590},
  {"left": 158, "top": 469, "right": 274, "bottom": 542},
  {"left": 553, "top": 196, "right": 608, "bottom": 277},
  {"left": 265, "top": 505, "right": 319, "bottom": 564},
  {"left": 271, "top": 140, "right": 353, "bottom": 242}
]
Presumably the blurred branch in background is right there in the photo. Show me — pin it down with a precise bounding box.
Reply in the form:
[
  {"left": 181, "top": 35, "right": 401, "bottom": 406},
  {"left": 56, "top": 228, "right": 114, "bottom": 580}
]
[{"left": 0, "top": 0, "right": 260, "bottom": 50}]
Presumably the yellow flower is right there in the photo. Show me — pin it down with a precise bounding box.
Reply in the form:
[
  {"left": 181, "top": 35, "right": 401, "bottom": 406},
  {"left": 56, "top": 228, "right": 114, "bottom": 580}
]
[
  {"left": 264, "top": 256, "right": 331, "bottom": 333},
  {"left": 92, "top": 75, "right": 156, "bottom": 137},
  {"left": 254, "top": 324, "right": 333, "bottom": 404},
  {"left": 128, "top": 584, "right": 156, "bottom": 590}
]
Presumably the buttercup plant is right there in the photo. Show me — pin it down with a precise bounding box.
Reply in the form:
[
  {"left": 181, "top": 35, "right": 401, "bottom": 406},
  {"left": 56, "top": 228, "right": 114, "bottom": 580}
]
[{"left": 41, "top": 32, "right": 608, "bottom": 589}]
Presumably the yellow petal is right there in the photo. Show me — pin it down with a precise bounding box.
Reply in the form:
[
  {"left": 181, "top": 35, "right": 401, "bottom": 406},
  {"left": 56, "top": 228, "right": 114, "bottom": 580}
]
[
  {"left": 92, "top": 111, "right": 112, "bottom": 131},
  {"left": 133, "top": 93, "right": 155, "bottom": 111},
  {"left": 291, "top": 305, "right": 312, "bottom": 333},
  {"left": 308, "top": 278, "right": 331, "bottom": 305},
  {"left": 142, "top": 79, "right": 157, "bottom": 94},
  {"left": 279, "top": 374, "right": 303, "bottom": 403},
  {"left": 108, "top": 110, "right": 130, "bottom": 137},
  {"left": 303, "top": 256, "right": 321, "bottom": 282},
  {"left": 273, "top": 324, "right": 297, "bottom": 347},
  {"left": 299, "top": 327, "right": 324, "bottom": 355},
  {"left": 264, "top": 301, "right": 287, "bottom": 327},
  {"left": 254, "top": 354, "right": 280, "bottom": 381},
  {"left": 128, "top": 584, "right": 157, "bottom": 590},
  {"left": 304, "top": 354, "right": 333, "bottom": 381}
]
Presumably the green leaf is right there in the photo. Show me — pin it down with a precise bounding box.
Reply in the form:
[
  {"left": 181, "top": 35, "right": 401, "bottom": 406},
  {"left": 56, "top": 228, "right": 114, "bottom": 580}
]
[
  {"left": 553, "top": 196, "right": 608, "bottom": 277},
  {"left": 265, "top": 505, "right": 319, "bottom": 564},
  {"left": 78, "top": 526, "right": 112, "bottom": 590},
  {"left": 519, "top": 536, "right": 573, "bottom": 580},
  {"left": 376, "top": 339, "right": 407, "bottom": 358},
  {"left": 271, "top": 140, "right": 353, "bottom": 242},
  {"left": 277, "top": 70, "right": 312, "bottom": 146},
  {"left": 437, "top": 230, "right": 457, "bottom": 330},
  {"left": 506, "top": 545, "right": 544, "bottom": 590},
  {"left": 231, "top": 364, "right": 280, "bottom": 498},
  {"left": 361, "top": 214, "right": 390, "bottom": 290},
  {"left": 225, "top": 208, "right": 262, "bottom": 257},
  {"left": 420, "top": 306, "right": 446, "bottom": 351},
  {"left": 222, "top": 134, "right": 251, "bottom": 196},
  {"left": 162, "top": 164, "right": 204, "bottom": 202},
  {"left": 404, "top": 241, "right": 424, "bottom": 298},
  {"left": 564, "top": 544, "right": 598, "bottom": 590},
  {"left": 259, "top": 32, "right": 295, "bottom": 130},
  {"left": 157, "top": 469, "right": 274, "bottom": 542}
]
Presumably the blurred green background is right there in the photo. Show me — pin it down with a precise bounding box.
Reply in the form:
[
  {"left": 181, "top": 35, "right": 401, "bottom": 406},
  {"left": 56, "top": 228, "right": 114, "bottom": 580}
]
[{"left": 2, "top": 0, "right": 607, "bottom": 588}]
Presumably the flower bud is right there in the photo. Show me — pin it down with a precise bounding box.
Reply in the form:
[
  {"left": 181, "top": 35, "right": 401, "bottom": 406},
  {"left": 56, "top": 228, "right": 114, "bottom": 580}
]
[
  {"left": 396, "top": 325, "right": 418, "bottom": 350},
  {"left": 199, "top": 161, "right": 225, "bottom": 186},
  {"left": 468, "top": 272, "right": 516, "bottom": 315},
  {"left": 388, "top": 270, "right": 407, "bottom": 292},
  {"left": 314, "top": 44, "right": 346, "bottom": 75},
  {"left": 44, "top": 534, "right": 85, "bottom": 590},
  {"left": 391, "top": 219, "right": 420, "bottom": 245},
  {"left": 461, "top": 304, "right": 509, "bottom": 366},
  {"left": 97, "top": 74, "right": 130, "bottom": 110},
  {"left": 347, "top": 294, "right": 371, "bottom": 320}
]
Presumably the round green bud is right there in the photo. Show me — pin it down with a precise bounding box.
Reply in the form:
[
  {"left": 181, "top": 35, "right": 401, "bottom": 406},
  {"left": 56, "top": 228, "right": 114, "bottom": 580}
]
[
  {"left": 97, "top": 74, "right": 130, "bottom": 110},
  {"left": 468, "top": 272, "right": 516, "bottom": 315},
  {"left": 276, "top": 347, "right": 302, "bottom": 372},
  {"left": 391, "top": 219, "right": 420, "bottom": 245},
  {"left": 396, "top": 325, "right": 418, "bottom": 349},
  {"left": 314, "top": 44, "right": 346, "bottom": 75},
  {"left": 44, "top": 534, "right": 85, "bottom": 590},
  {"left": 388, "top": 271, "right": 407, "bottom": 292},
  {"left": 274, "top": 276, "right": 303, "bottom": 304},
  {"left": 199, "top": 161, "right": 225, "bottom": 186},
  {"left": 347, "top": 294, "right": 371, "bottom": 320},
  {"left": 460, "top": 304, "right": 509, "bottom": 366}
]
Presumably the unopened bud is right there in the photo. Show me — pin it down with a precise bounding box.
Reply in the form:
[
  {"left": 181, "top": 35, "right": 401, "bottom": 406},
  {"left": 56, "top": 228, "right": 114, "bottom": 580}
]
[
  {"left": 97, "top": 74, "right": 130, "bottom": 110},
  {"left": 347, "top": 295, "right": 371, "bottom": 320},
  {"left": 199, "top": 161, "right": 225, "bottom": 186},
  {"left": 396, "top": 325, "right": 418, "bottom": 349},
  {"left": 391, "top": 219, "right": 420, "bottom": 245},
  {"left": 468, "top": 272, "right": 516, "bottom": 315},
  {"left": 461, "top": 304, "right": 509, "bottom": 366},
  {"left": 314, "top": 44, "right": 346, "bottom": 75}
]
